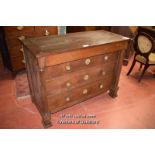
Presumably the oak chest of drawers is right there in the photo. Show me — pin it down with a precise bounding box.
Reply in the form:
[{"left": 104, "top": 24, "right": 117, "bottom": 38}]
[
  {"left": 3, "top": 26, "right": 58, "bottom": 74},
  {"left": 21, "top": 30, "right": 129, "bottom": 128}
]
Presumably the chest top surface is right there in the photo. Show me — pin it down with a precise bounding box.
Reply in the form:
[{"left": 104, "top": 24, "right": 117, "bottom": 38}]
[{"left": 21, "top": 30, "right": 129, "bottom": 58}]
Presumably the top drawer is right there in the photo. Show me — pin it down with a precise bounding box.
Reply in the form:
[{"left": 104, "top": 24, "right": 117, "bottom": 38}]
[
  {"left": 44, "top": 52, "right": 117, "bottom": 80},
  {"left": 4, "top": 26, "right": 34, "bottom": 38},
  {"left": 34, "top": 26, "right": 58, "bottom": 36}
]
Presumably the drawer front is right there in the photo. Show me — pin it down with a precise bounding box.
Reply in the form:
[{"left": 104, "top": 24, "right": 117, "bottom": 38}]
[
  {"left": 10, "top": 56, "right": 25, "bottom": 71},
  {"left": 4, "top": 26, "right": 34, "bottom": 38},
  {"left": 6, "top": 33, "right": 34, "bottom": 47},
  {"left": 45, "top": 61, "right": 115, "bottom": 96},
  {"left": 44, "top": 52, "right": 117, "bottom": 80},
  {"left": 6, "top": 34, "right": 34, "bottom": 58},
  {"left": 7, "top": 45, "right": 24, "bottom": 58},
  {"left": 34, "top": 26, "right": 58, "bottom": 36},
  {"left": 47, "top": 76, "right": 113, "bottom": 113}
]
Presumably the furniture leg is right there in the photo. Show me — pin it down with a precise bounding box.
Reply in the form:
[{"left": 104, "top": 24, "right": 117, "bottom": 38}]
[
  {"left": 109, "top": 50, "right": 124, "bottom": 98},
  {"left": 42, "top": 112, "right": 52, "bottom": 128},
  {"left": 138, "top": 65, "right": 149, "bottom": 82},
  {"left": 109, "top": 87, "right": 119, "bottom": 98},
  {"left": 139, "top": 63, "right": 143, "bottom": 71},
  {"left": 127, "top": 59, "right": 136, "bottom": 75}
]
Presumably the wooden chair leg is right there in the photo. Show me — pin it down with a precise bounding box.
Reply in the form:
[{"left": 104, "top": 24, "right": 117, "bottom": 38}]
[
  {"left": 139, "top": 63, "right": 143, "bottom": 71},
  {"left": 127, "top": 59, "right": 136, "bottom": 76},
  {"left": 138, "top": 65, "right": 149, "bottom": 82}
]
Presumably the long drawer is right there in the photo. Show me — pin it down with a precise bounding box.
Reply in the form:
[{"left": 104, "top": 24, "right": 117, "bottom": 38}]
[
  {"left": 34, "top": 26, "right": 58, "bottom": 37},
  {"left": 44, "top": 52, "right": 117, "bottom": 80},
  {"left": 6, "top": 46, "right": 24, "bottom": 58},
  {"left": 45, "top": 61, "right": 116, "bottom": 96},
  {"left": 47, "top": 75, "right": 113, "bottom": 113},
  {"left": 4, "top": 26, "right": 34, "bottom": 38},
  {"left": 10, "top": 56, "right": 25, "bottom": 71}
]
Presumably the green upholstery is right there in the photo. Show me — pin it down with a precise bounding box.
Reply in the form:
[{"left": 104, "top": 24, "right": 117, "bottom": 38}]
[{"left": 135, "top": 53, "right": 155, "bottom": 64}]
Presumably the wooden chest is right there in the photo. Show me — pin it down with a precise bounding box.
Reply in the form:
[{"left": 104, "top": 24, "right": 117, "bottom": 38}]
[
  {"left": 21, "top": 30, "right": 129, "bottom": 128},
  {"left": 3, "top": 26, "right": 58, "bottom": 74}
]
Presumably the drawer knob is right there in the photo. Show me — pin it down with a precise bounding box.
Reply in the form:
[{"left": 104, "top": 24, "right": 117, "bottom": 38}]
[
  {"left": 22, "top": 59, "right": 26, "bottom": 64},
  {"left": 102, "top": 71, "right": 106, "bottom": 76},
  {"left": 44, "top": 29, "right": 50, "bottom": 36},
  {"left": 66, "top": 97, "right": 70, "bottom": 102},
  {"left": 83, "top": 74, "right": 89, "bottom": 80},
  {"left": 99, "top": 84, "right": 103, "bottom": 89},
  {"left": 85, "top": 58, "right": 91, "bottom": 65},
  {"left": 83, "top": 89, "right": 88, "bottom": 95},
  {"left": 104, "top": 56, "right": 108, "bottom": 60},
  {"left": 65, "top": 65, "right": 71, "bottom": 71},
  {"left": 66, "top": 82, "right": 71, "bottom": 87},
  {"left": 18, "top": 35, "right": 25, "bottom": 41},
  {"left": 20, "top": 47, "right": 24, "bottom": 52},
  {"left": 16, "top": 26, "right": 24, "bottom": 30}
]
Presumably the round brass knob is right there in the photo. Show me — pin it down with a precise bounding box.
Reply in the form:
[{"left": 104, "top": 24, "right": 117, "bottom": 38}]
[
  {"left": 66, "top": 97, "right": 70, "bottom": 102},
  {"left": 83, "top": 74, "right": 89, "bottom": 80},
  {"left": 104, "top": 56, "right": 108, "bottom": 60},
  {"left": 85, "top": 58, "right": 91, "bottom": 65},
  {"left": 102, "top": 71, "right": 106, "bottom": 76},
  {"left": 18, "top": 36, "right": 25, "bottom": 41},
  {"left": 65, "top": 65, "right": 71, "bottom": 71},
  {"left": 66, "top": 82, "right": 71, "bottom": 87},
  {"left": 83, "top": 89, "right": 88, "bottom": 95},
  {"left": 99, "top": 84, "right": 103, "bottom": 89},
  {"left": 16, "top": 26, "right": 24, "bottom": 30}
]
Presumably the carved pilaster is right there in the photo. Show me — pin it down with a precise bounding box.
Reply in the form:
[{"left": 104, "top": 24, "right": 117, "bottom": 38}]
[{"left": 109, "top": 50, "right": 124, "bottom": 98}]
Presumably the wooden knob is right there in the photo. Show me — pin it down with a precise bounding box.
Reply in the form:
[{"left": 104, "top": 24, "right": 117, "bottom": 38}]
[
  {"left": 85, "top": 58, "right": 91, "bottom": 65},
  {"left": 65, "top": 65, "right": 71, "bottom": 71},
  {"left": 18, "top": 36, "right": 25, "bottom": 41},
  {"left": 99, "top": 84, "right": 103, "bottom": 89},
  {"left": 104, "top": 56, "right": 108, "bottom": 60},
  {"left": 16, "top": 26, "right": 24, "bottom": 30},
  {"left": 102, "top": 71, "right": 106, "bottom": 76},
  {"left": 83, "top": 89, "right": 88, "bottom": 95},
  {"left": 44, "top": 29, "right": 50, "bottom": 36},
  {"left": 66, "top": 97, "right": 70, "bottom": 102},
  {"left": 83, "top": 74, "right": 89, "bottom": 80},
  {"left": 20, "top": 47, "right": 24, "bottom": 52},
  {"left": 22, "top": 59, "right": 26, "bottom": 64},
  {"left": 66, "top": 82, "right": 71, "bottom": 87}
]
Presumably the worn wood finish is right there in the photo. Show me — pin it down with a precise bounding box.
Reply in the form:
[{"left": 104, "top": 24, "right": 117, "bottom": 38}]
[
  {"left": 21, "top": 30, "right": 129, "bottom": 128},
  {"left": 44, "top": 52, "right": 117, "bottom": 79},
  {"left": 45, "top": 61, "right": 115, "bottom": 96},
  {"left": 47, "top": 76, "right": 113, "bottom": 113}
]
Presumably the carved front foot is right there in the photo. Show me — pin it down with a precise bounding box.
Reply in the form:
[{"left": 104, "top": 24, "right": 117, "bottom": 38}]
[
  {"left": 109, "top": 87, "right": 119, "bottom": 98},
  {"left": 42, "top": 112, "right": 52, "bottom": 128}
]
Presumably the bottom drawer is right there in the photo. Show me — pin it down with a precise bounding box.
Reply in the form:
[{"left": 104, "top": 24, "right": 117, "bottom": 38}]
[{"left": 47, "top": 76, "right": 113, "bottom": 113}]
